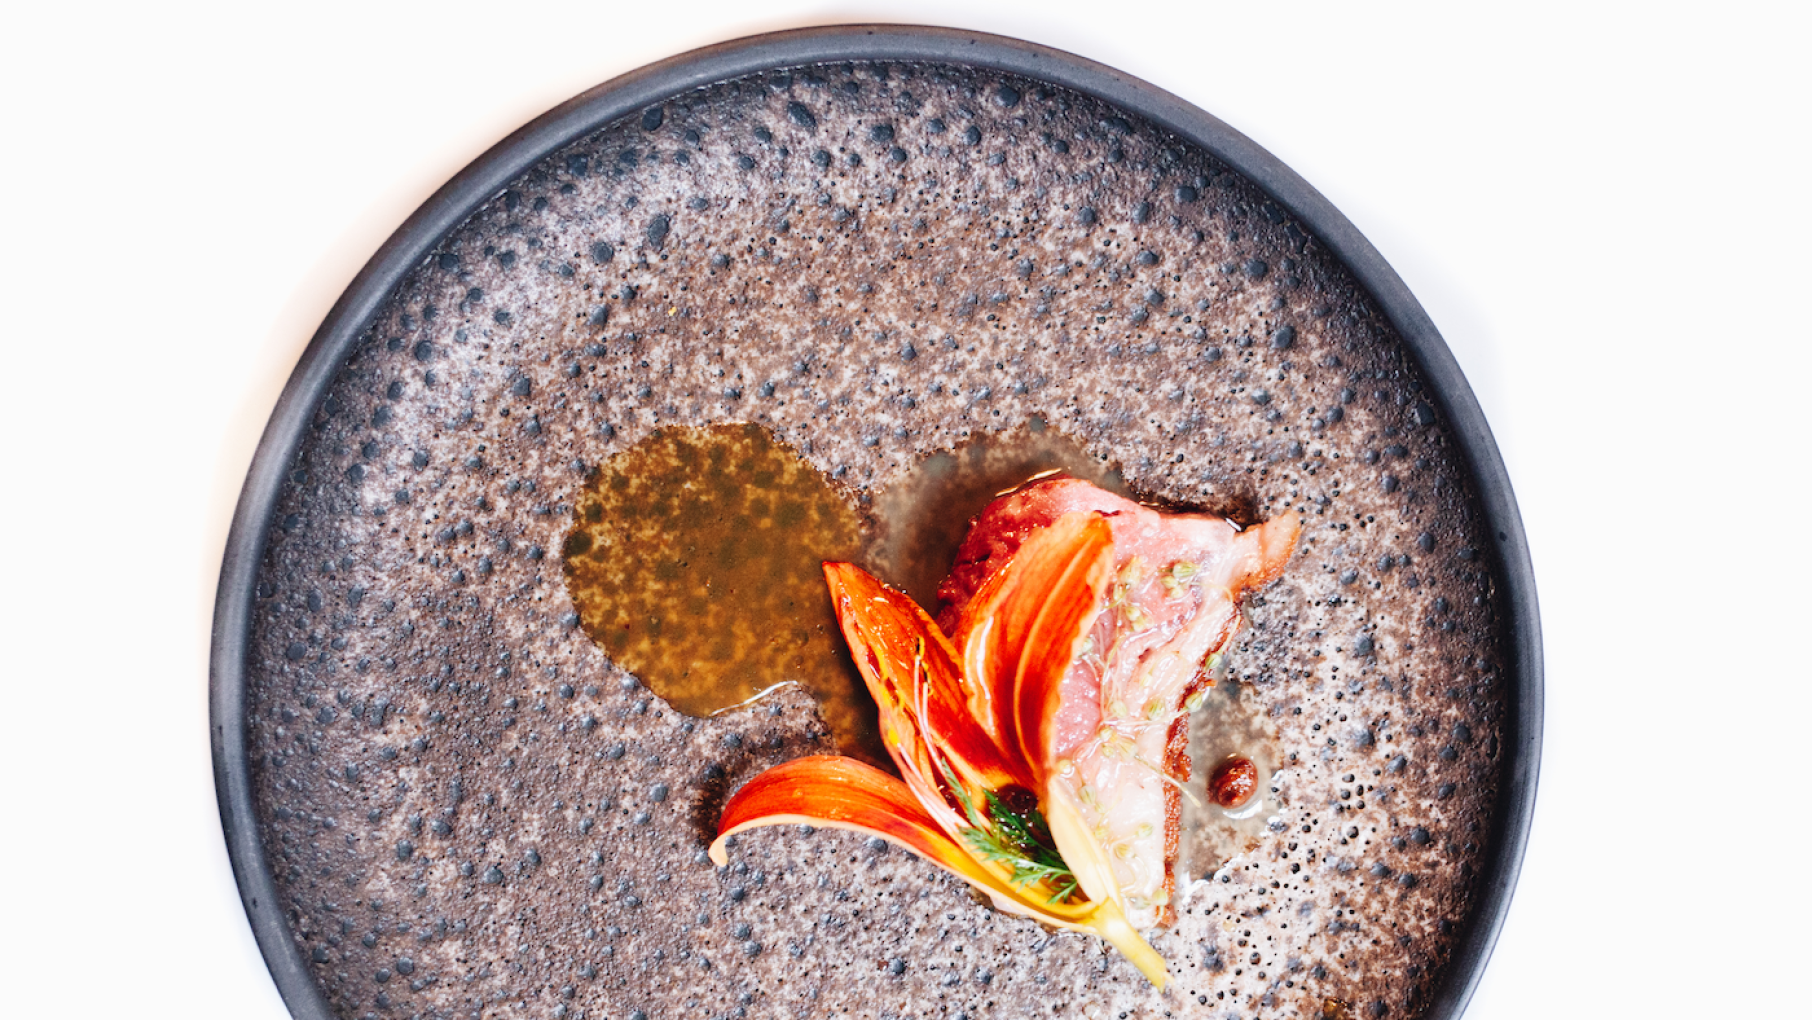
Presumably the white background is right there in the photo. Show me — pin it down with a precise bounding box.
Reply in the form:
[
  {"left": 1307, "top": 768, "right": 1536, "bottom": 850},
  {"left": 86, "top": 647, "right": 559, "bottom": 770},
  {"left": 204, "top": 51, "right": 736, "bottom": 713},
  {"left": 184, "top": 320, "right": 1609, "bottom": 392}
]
[{"left": 3, "top": 2, "right": 1807, "bottom": 1017}]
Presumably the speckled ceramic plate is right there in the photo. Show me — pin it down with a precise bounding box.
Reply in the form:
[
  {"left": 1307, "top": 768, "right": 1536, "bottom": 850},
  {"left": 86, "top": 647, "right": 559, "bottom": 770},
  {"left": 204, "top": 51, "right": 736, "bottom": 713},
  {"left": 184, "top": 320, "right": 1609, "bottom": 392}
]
[{"left": 212, "top": 26, "right": 1541, "bottom": 1020}]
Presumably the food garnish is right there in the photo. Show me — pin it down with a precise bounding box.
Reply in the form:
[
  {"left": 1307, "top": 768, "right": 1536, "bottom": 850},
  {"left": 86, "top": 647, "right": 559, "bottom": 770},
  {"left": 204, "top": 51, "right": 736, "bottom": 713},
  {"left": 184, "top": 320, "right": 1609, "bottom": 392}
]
[
  {"left": 711, "top": 481, "right": 1300, "bottom": 986},
  {"left": 1208, "top": 757, "right": 1259, "bottom": 809}
]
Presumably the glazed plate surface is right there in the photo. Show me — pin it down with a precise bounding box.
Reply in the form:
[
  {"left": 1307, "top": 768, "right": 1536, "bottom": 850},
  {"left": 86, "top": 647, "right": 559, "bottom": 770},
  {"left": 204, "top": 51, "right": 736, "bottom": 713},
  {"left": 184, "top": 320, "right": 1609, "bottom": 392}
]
[{"left": 211, "top": 26, "right": 1541, "bottom": 1020}]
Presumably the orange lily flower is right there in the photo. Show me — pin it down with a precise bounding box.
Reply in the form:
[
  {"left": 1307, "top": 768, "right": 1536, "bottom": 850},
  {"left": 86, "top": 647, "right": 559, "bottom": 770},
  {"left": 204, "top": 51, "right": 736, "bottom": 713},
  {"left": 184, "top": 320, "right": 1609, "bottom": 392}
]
[{"left": 709, "top": 512, "right": 1173, "bottom": 984}]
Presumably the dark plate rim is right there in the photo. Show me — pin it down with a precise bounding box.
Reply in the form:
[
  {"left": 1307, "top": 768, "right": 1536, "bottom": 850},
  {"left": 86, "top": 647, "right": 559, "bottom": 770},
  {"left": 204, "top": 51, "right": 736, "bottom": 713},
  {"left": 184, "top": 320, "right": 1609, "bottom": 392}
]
[{"left": 210, "top": 24, "right": 1542, "bottom": 1020}]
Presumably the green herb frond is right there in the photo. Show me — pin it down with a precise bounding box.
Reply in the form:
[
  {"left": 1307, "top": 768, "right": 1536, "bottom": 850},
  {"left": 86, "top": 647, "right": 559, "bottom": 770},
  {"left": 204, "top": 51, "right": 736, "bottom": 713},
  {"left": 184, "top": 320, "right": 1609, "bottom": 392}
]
[
  {"left": 960, "top": 789, "right": 1080, "bottom": 905},
  {"left": 923, "top": 728, "right": 1080, "bottom": 906}
]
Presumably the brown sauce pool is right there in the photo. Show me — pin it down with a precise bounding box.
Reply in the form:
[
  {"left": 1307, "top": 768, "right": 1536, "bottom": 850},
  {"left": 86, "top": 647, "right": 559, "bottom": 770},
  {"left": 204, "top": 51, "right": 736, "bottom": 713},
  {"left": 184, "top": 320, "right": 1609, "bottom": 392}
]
[{"left": 562, "top": 423, "right": 882, "bottom": 762}]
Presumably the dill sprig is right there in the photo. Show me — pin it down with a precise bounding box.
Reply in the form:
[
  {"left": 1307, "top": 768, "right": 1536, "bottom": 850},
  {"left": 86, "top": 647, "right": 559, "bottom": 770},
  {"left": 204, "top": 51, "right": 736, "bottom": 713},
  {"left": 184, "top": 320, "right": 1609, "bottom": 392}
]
[
  {"left": 961, "top": 790, "right": 1080, "bottom": 905},
  {"left": 930, "top": 744, "right": 1080, "bottom": 905}
]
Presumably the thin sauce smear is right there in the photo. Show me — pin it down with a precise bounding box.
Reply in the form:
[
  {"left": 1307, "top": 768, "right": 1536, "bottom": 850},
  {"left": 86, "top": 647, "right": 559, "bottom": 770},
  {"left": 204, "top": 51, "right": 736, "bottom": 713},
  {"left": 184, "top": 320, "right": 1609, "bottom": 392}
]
[
  {"left": 867, "top": 415, "right": 1127, "bottom": 610},
  {"left": 1178, "top": 672, "right": 1282, "bottom": 883}
]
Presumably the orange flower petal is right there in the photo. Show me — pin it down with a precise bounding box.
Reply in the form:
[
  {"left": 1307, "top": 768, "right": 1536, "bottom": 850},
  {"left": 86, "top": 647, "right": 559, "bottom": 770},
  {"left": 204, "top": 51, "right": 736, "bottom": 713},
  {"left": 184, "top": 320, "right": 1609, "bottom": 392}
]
[
  {"left": 953, "top": 513, "right": 1115, "bottom": 778},
  {"left": 711, "top": 755, "right": 1015, "bottom": 897},
  {"left": 823, "top": 563, "right": 1032, "bottom": 800},
  {"left": 709, "top": 754, "right": 1167, "bottom": 989}
]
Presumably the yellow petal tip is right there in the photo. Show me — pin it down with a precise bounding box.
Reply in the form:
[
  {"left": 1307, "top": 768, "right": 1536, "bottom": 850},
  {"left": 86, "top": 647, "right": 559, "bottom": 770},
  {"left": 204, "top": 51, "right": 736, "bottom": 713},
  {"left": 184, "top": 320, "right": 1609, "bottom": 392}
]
[{"left": 1088, "top": 903, "right": 1168, "bottom": 989}]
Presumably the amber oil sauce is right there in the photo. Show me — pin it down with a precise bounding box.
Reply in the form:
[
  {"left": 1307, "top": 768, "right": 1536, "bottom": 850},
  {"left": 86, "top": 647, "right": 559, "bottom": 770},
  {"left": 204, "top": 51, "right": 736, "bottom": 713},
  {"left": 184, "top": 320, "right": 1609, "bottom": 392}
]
[{"left": 562, "top": 423, "right": 884, "bottom": 763}]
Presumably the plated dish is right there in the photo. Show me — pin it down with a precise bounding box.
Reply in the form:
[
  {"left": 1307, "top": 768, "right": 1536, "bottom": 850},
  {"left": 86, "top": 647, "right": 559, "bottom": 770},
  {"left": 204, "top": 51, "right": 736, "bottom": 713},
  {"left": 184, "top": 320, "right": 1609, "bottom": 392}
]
[{"left": 211, "top": 26, "right": 1541, "bottom": 1020}]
